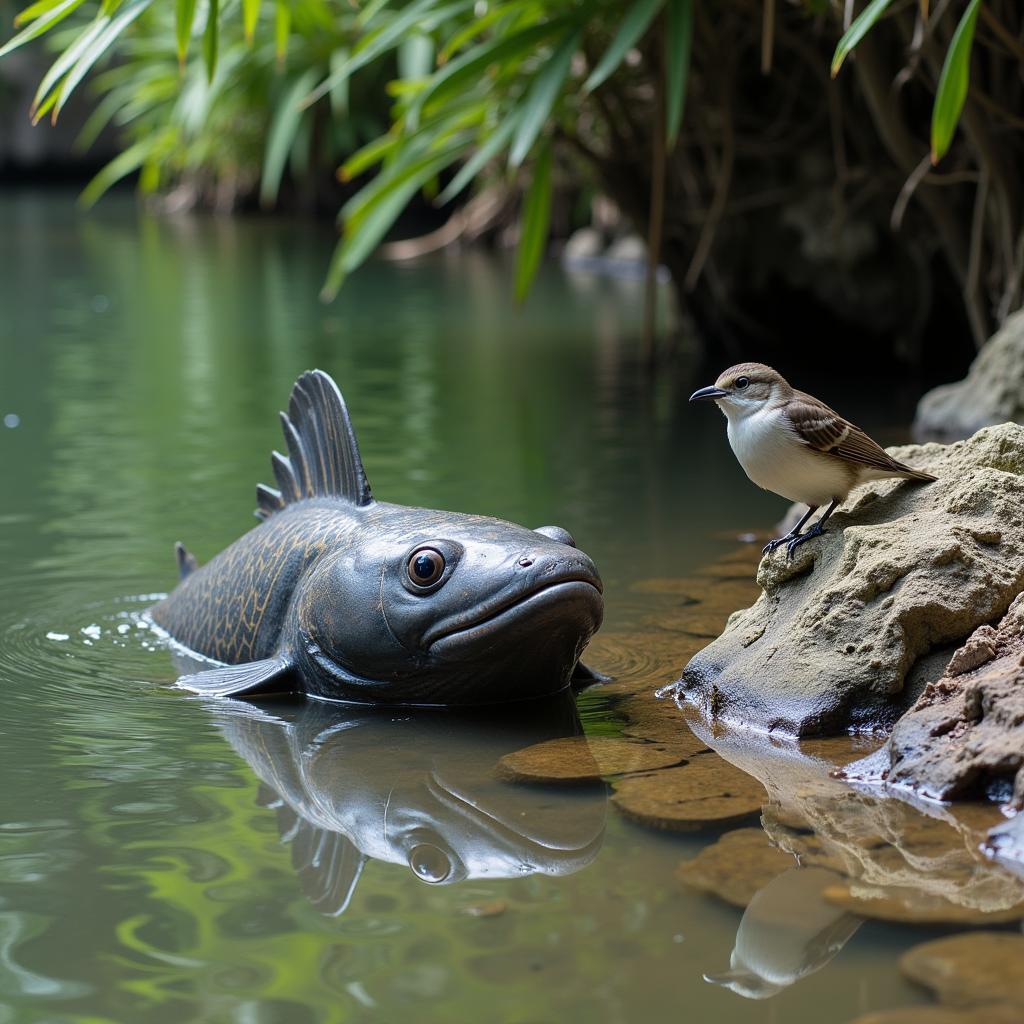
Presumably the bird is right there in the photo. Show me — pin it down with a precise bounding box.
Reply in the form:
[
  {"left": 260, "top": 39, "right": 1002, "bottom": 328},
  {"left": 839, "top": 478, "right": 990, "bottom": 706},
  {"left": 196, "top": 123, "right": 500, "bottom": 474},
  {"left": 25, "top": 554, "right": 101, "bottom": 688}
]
[{"left": 689, "top": 362, "right": 937, "bottom": 559}]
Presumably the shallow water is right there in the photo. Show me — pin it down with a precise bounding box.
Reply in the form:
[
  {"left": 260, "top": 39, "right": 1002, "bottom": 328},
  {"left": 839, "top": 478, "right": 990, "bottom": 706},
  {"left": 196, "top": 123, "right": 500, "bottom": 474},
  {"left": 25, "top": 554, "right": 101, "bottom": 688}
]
[{"left": 0, "top": 190, "right": 1019, "bottom": 1024}]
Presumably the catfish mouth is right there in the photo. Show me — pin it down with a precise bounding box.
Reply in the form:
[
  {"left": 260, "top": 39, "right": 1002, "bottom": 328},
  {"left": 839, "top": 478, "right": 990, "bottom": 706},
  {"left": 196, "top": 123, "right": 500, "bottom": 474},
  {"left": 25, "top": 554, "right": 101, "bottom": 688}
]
[{"left": 424, "top": 578, "right": 603, "bottom": 654}]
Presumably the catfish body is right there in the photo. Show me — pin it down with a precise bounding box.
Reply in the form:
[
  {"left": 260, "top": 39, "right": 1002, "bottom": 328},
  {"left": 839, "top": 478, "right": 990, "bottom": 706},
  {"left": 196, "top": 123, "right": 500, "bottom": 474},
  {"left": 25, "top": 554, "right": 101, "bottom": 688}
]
[{"left": 151, "top": 371, "right": 604, "bottom": 704}]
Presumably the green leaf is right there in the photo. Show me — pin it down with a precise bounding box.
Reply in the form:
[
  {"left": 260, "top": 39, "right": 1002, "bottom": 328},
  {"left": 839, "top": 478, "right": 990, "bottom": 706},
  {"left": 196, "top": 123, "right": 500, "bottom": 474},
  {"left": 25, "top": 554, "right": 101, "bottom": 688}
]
[
  {"left": 324, "top": 145, "right": 465, "bottom": 297},
  {"left": 30, "top": 12, "right": 109, "bottom": 118},
  {"left": 437, "top": 1, "right": 528, "bottom": 63},
  {"left": 930, "top": 0, "right": 980, "bottom": 164},
  {"left": 51, "top": 0, "right": 151, "bottom": 120},
  {"left": 583, "top": 0, "right": 663, "bottom": 93},
  {"left": 508, "top": 26, "right": 579, "bottom": 167},
  {"left": 80, "top": 133, "right": 167, "bottom": 207},
  {"left": 274, "top": 0, "right": 290, "bottom": 63},
  {"left": 203, "top": 0, "right": 219, "bottom": 81},
  {"left": 176, "top": 0, "right": 196, "bottom": 63},
  {"left": 437, "top": 108, "right": 521, "bottom": 203},
  {"left": 415, "top": 16, "right": 575, "bottom": 120},
  {"left": 341, "top": 132, "right": 400, "bottom": 180},
  {"left": 14, "top": 0, "right": 72, "bottom": 27},
  {"left": 514, "top": 140, "right": 552, "bottom": 302},
  {"left": 327, "top": 46, "right": 349, "bottom": 117},
  {"left": 302, "top": 0, "right": 467, "bottom": 110},
  {"left": 398, "top": 32, "right": 434, "bottom": 79},
  {"left": 831, "top": 0, "right": 894, "bottom": 77},
  {"left": 664, "top": 0, "right": 692, "bottom": 145},
  {"left": 0, "top": 0, "right": 88, "bottom": 60},
  {"left": 241, "top": 0, "right": 258, "bottom": 42},
  {"left": 260, "top": 68, "right": 318, "bottom": 207}
]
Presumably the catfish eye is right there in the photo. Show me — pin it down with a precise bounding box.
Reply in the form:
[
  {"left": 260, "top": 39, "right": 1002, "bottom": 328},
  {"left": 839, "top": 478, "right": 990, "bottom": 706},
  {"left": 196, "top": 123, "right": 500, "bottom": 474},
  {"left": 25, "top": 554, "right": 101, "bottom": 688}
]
[
  {"left": 409, "top": 844, "right": 452, "bottom": 883},
  {"left": 408, "top": 548, "right": 445, "bottom": 587},
  {"left": 735, "top": 376, "right": 750, "bottom": 390}
]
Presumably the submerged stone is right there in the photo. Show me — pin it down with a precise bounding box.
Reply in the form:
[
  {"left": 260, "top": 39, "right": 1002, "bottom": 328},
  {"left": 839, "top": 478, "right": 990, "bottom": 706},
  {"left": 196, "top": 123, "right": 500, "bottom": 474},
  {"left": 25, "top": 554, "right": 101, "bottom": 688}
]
[
  {"left": 676, "top": 424, "right": 1024, "bottom": 735},
  {"left": 611, "top": 755, "right": 766, "bottom": 831},
  {"left": 675, "top": 828, "right": 794, "bottom": 907},
  {"left": 900, "top": 932, "right": 1024, "bottom": 1008},
  {"left": 848, "top": 594, "right": 1024, "bottom": 806},
  {"left": 496, "top": 736, "right": 688, "bottom": 785}
]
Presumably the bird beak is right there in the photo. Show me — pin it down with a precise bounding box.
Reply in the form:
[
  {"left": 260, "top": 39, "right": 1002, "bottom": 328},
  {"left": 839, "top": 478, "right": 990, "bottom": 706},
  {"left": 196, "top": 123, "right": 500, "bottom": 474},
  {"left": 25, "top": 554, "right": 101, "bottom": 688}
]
[{"left": 689, "top": 385, "right": 729, "bottom": 402}]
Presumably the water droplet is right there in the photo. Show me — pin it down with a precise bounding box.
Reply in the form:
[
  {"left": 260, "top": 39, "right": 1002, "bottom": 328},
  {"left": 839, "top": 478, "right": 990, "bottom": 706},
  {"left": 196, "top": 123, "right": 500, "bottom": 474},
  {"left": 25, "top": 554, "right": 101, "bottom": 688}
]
[
  {"left": 3, "top": 414, "right": 19, "bottom": 429},
  {"left": 45, "top": 632, "right": 69, "bottom": 642}
]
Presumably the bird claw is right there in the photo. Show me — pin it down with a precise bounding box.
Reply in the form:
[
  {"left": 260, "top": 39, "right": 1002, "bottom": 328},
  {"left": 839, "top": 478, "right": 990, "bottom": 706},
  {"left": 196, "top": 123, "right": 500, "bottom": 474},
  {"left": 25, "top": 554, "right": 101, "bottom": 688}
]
[
  {"left": 762, "top": 535, "right": 791, "bottom": 555},
  {"left": 785, "top": 526, "right": 826, "bottom": 560}
]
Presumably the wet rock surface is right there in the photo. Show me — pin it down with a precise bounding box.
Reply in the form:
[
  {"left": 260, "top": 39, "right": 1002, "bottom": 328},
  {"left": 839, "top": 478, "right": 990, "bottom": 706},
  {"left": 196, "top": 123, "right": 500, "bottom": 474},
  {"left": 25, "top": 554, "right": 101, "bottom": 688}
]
[
  {"left": 900, "top": 932, "right": 1024, "bottom": 1008},
  {"left": 849, "top": 594, "right": 1024, "bottom": 807},
  {"left": 496, "top": 736, "right": 688, "bottom": 784},
  {"left": 675, "top": 828, "right": 794, "bottom": 907},
  {"left": 821, "top": 882, "right": 1024, "bottom": 926},
  {"left": 915, "top": 310, "right": 1024, "bottom": 439},
  {"left": 675, "top": 424, "right": 1024, "bottom": 735}
]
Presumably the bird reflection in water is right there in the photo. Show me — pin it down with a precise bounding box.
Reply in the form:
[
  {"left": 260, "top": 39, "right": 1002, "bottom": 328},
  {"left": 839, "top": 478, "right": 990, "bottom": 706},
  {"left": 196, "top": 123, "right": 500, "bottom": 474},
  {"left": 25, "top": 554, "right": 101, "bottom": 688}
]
[{"left": 212, "top": 694, "right": 607, "bottom": 914}]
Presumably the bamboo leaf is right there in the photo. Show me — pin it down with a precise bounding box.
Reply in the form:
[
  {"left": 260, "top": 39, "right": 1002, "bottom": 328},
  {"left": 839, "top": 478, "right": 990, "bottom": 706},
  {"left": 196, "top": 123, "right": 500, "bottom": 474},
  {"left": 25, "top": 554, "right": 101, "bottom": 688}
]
[
  {"left": 398, "top": 32, "right": 434, "bottom": 79},
  {"left": 31, "top": 13, "right": 109, "bottom": 118},
  {"left": 80, "top": 133, "right": 166, "bottom": 207},
  {"left": 0, "top": 0, "right": 88, "bottom": 60},
  {"left": 664, "top": 0, "right": 692, "bottom": 145},
  {"left": 176, "top": 0, "right": 196, "bottom": 63},
  {"left": 52, "top": 0, "right": 151, "bottom": 120},
  {"left": 302, "top": 0, "right": 468, "bottom": 110},
  {"left": 14, "top": 0, "right": 71, "bottom": 27},
  {"left": 437, "top": 108, "right": 522, "bottom": 203},
  {"left": 930, "top": 0, "right": 980, "bottom": 164},
  {"left": 514, "top": 140, "right": 552, "bottom": 302},
  {"left": 203, "top": 0, "right": 218, "bottom": 81},
  {"left": 260, "top": 68, "right": 318, "bottom": 207},
  {"left": 340, "top": 133, "right": 401, "bottom": 180},
  {"left": 324, "top": 145, "right": 465, "bottom": 297},
  {"left": 508, "top": 26, "right": 579, "bottom": 167},
  {"left": 438, "top": 1, "right": 528, "bottom": 64},
  {"left": 328, "top": 46, "right": 349, "bottom": 117},
  {"left": 274, "top": 0, "right": 290, "bottom": 63},
  {"left": 242, "top": 0, "right": 258, "bottom": 42},
  {"left": 831, "top": 0, "right": 894, "bottom": 77},
  {"left": 583, "top": 0, "right": 663, "bottom": 93},
  {"left": 415, "top": 16, "right": 575, "bottom": 119}
]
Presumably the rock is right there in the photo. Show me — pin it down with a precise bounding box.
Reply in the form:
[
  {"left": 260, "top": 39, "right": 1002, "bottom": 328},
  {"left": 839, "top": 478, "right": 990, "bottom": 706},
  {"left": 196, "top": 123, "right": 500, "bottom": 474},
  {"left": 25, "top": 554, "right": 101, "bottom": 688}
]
[
  {"left": 900, "top": 932, "right": 1024, "bottom": 1008},
  {"left": 915, "top": 310, "right": 1024, "bottom": 439},
  {"left": 984, "top": 813, "right": 1024, "bottom": 876},
  {"left": 610, "top": 755, "right": 766, "bottom": 831},
  {"left": 604, "top": 234, "right": 647, "bottom": 263},
  {"left": 675, "top": 424, "right": 1024, "bottom": 735},
  {"left": 561, "top": 227, "right": 605, "bottom": 262},
  {"left": 849, "top": 1007, "right": 1024, "bottom": 1024},
  {"left": 675, "top": 828, "right": 794, "bottom": 907},
  {"left": 848, "top": 593, "right": 1024, "bottom": 805},
  {"left": 822, "top": 882, "right": 1024, "bottom": 926},
  {"left": 496, "top": 735, "right": 688, "bottom": 785}
]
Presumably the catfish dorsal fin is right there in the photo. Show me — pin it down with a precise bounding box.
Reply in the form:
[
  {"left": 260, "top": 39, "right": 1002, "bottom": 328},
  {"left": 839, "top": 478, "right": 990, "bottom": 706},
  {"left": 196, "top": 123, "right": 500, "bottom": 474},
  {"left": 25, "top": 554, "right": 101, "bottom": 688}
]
[
  {"left": 175, "top": 541, "right": 199, "bottom": 580},
  {"left": 257, "top": 370, "right": 373, "bottom": 515}
]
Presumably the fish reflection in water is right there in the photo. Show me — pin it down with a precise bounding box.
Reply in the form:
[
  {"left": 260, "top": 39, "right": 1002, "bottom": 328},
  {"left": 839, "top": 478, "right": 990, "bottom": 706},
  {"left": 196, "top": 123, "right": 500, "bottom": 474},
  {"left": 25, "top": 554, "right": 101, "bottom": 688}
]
[{"left": 212, "top": 695, "right": 607, "bottom": 914}]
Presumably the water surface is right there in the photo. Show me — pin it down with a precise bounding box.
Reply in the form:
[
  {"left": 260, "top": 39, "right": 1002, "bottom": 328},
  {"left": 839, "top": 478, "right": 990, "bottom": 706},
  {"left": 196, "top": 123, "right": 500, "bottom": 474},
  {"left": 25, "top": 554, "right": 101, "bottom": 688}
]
[{"left": 0, "top": 190, "right": 1015, "bottom": 1024}]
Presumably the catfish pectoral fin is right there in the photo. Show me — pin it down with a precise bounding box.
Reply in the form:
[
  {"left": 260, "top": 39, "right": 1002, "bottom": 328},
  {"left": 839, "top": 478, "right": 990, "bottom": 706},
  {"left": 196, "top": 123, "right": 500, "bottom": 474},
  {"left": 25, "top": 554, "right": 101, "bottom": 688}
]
[
  {"left": 571, "top": 661, "right": 612, "bottom": 688},
  {"left": 176, "top": 655, "right": 297, "bottom": 697}
]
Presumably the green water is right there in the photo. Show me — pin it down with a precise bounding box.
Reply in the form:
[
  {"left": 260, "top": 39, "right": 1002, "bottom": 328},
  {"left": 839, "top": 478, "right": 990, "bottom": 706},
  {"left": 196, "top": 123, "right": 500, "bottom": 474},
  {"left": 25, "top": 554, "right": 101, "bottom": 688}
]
[{"left": 0, "top": 190, "right": 1011, "bottom": 1024}]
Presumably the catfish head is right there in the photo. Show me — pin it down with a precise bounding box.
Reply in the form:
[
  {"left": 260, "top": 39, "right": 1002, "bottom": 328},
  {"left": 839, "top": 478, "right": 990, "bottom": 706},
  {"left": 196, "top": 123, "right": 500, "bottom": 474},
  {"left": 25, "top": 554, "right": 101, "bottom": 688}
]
[{"left": 295, "top": 511, "right": 603, "bottom": 704}]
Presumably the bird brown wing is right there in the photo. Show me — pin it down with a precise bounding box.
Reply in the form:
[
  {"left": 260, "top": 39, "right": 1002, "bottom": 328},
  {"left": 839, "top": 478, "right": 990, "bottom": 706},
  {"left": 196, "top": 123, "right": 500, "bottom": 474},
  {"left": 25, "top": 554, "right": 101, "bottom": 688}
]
[{"left": 786, "top": 393, "right": 928, "bottom": 475}]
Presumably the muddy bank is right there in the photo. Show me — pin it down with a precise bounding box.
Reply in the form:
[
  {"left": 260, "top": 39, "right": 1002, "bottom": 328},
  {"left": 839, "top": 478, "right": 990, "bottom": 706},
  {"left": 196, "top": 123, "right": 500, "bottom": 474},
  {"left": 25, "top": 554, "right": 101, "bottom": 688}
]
[{"left": 674, "top": 423, "right": 1024, "bottom": 736}]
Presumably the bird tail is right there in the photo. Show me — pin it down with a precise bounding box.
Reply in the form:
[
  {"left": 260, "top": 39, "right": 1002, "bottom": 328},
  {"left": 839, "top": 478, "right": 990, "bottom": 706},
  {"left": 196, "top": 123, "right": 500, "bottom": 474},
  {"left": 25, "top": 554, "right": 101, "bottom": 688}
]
[{"left": 894, "top": 464, "right": 937, "bottom": 482}]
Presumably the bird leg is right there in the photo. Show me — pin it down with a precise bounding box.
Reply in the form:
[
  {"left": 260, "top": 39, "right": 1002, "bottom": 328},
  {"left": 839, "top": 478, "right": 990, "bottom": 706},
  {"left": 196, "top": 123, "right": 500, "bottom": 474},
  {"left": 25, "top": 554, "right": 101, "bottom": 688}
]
[
  {"left": 762, "top": 505, "right": 818, "bottom": 555},
  {"left": 784, "top": 499, "right": 840, "bottom": 559}
]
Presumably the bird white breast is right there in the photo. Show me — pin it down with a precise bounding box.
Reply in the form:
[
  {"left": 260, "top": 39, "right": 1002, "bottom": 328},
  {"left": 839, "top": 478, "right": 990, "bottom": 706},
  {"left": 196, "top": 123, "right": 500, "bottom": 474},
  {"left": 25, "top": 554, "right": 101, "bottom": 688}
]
[{"left": 725, "top": 405, "right": 853, "bottom": 507}]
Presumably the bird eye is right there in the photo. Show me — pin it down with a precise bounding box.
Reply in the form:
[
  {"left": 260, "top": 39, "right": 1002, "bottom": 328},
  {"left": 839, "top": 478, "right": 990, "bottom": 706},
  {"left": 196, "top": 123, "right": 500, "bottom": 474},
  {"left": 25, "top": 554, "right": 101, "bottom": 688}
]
[
  {"left": 407, "top": 548, "right": 445, "bottom": 587},
  {"left": 735, "top": 376, "right": 750, "bottom": 390}
]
